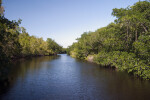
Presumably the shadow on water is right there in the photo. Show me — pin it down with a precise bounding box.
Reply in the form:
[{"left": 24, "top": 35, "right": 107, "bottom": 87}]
[
  {"left": 70, "top": 57, "right": 150, "bottom": 100},
  {"left": 0, "top": 55, "right": 59, "bottom": 95}
]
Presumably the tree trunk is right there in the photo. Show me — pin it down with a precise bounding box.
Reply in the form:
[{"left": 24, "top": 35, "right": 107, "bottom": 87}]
[
  {"left": 135, "top": 29, "right": 138, "bottom": 41},
  {"left": 126, "top": 24, "right": 129, "bottom": 50},
  {"left": 141, "top": 23, "right": 148, "bottom": 33}
]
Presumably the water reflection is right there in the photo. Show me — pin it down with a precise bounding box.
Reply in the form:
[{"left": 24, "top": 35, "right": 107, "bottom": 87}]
[
  {"left": 0, "top": 56, "right": 58, "bottom": 95},
  {"left": 0, "top": 54, "right": 150, "bottom": 100}
]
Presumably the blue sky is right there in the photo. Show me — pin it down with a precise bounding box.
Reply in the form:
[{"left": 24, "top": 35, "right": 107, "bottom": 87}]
[{"left": 3, "top": 0, "right": 144, "bottom": 48}]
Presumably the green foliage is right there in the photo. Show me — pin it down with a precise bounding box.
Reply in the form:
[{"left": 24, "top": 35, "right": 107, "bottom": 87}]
[
  {"left": 0, "top": 16, "right": 63, "bottom": 62},
  {"left": 18, "top": 31, "right": 63, "bottom": 56},
  {"left": 46, "top": 38, "right": 63, "bottom": 55},
  {"left": 67, "top": 1, "right": 150, "bottom": 79},
  {"left": 0, "top": 16, "right": 21, "bottom": 61},
  {"left": 94, "top": 51, "right": 150, "bottom": 79},
  {"left": 133, "top": 34, "right": 150, "bottom": 61}
]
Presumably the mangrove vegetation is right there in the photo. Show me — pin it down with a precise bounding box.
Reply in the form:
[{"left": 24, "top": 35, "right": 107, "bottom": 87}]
[
  {"left": 67, "top": 1, "right": 150, "bottom": 79},
  {"left": 0, "top": 0, "right": 63, "bottom": 63}
]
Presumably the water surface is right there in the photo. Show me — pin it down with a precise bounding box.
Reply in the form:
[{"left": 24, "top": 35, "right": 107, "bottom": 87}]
[{"left": 0, "top": 54, "right": 150, "bottom": 100}]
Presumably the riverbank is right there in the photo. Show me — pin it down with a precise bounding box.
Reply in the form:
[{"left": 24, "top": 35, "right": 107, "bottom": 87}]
[
  {"left": 0, "top": 54, "right": 60, "bottom": 65},
  {"left": 69, "top": 51, "right": 150, "bottom": 80},
  {"left": 0, "top": 16, "right": 63, "bottom": 65},
  {"left": 67, "top": 1, "right": 150, "bottom": 80}
]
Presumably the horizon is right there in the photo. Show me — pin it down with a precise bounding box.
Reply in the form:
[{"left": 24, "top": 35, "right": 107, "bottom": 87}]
[{"left": 3, "top": 0, "right": 144, "bottom": 48}]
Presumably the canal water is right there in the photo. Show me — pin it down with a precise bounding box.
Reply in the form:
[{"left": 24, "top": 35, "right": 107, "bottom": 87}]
[{"left": 0, "top": 54, "right": 150, "bottom": 100}]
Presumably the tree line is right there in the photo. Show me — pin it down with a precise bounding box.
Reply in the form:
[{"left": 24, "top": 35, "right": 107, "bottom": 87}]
[
  {"left": 67, "top": 1, "right": 150, "bottom": 79},
  {"left": 0, "top": 1, "right": 63, "bottom": 63}
]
